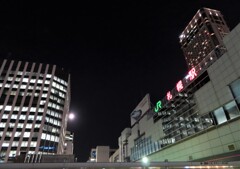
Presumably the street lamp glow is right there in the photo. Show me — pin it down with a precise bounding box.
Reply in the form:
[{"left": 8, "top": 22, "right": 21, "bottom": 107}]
[
  {"left": 141, "top": 156, "right": 149, "bottom": 165},
  {"left": 69, "top": 113, "right": 75, "bottom": 120}
]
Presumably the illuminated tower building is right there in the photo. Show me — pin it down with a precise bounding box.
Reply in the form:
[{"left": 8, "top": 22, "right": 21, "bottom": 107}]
[
  {"left": 0, "top": 59, "right": 71, "bottom": 162},
  {"left": 179, "top": 7, "right": 230, "bottom": 69}
]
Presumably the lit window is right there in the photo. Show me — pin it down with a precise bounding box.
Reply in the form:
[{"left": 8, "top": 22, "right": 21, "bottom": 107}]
[
  {"left": 11, "top": 114, "right": 17, "bottom": 119},
  {"left": 20, "top": 115, "right": 25, "bottom": 120},
  {"left": 23, "top": 132, "right": 30, "bottom": 138},
  {"left": 14, "top": 132, "right": 21, "bottom": 137},
  {"left": 2, "top": 114, "right": 8, "bottom": 119},
  {"left": 51, "top": 136, "right": 55, "bottom": 141},
  {"left": 5, "top": 106, "right": 12, "bottom": 111},
  {"left": 22, "top": 107, "right": 28, "bottom": 111},
  {"left": 30, "top": 107, "right": 36, "bottom": 112},
  {"left": 12, "top": 141, "right": 19, "bottom": 146},
  {"left": 9, "top": 151, "right": 16, "bottom": 157},
  {"left": 46, "top": 134, "right": 50, "bottom": 140},
  {"left": 30, "top": 142, "right": 37, "bottom": 147},
  {"left": 30, "top": 79, "right": 36, "bottom": 83},
  {"left": 38, "top": 80, "right": 43, "bottom": 83},
  {"left": 21, "top": 141, "right": 28, "bottom": 147},
  {"left": 42, "top": 93, "right": 47, "bottom": 98},
  {"left": 37, "top": 116, "right": 42, "bottom": 121},
  {"left": 26, "top": 124, "right": 32, "bottom": 128},
  {"left": 28, "top": 115, "right": 34, "bottom": 120},
  {"left": 20, "top": 85, "right": 27, "bottom": 89},
  {"left": 2, "top": 142, "right": 9, "bottom": 147},
  {"left": 14, "top": 107, "right": 20, "bottom": 111},
  {"left": 22, "top": 78, "right": 29, "bottom": 83},
  {"left": 41, "top": 133, "right": 46, "bottom": 139},
  {"left": 17, "top": 123, "right": 24, "bottom": 128}
]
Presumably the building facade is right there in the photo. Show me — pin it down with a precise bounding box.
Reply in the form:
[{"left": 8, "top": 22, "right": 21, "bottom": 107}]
[
  {"left": 0, "top": 59, "right": 71, "bottom": 162},
  {"left": 118, "top": 10, "right": 240, "bottom": 162},
  {"left": 89, "top": 146, "right": 117, "bottom": 162},
  {"left": 179, "top": 7, "right": 229, "bottom": 69},
  {"left": 64, "top": 131, "right": 74, "bottom": 155}
]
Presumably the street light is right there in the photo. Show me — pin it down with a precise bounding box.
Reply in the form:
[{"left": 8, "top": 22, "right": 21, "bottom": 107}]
[{"left": 141, "top": 156, "right": 149, "bottom": 166}]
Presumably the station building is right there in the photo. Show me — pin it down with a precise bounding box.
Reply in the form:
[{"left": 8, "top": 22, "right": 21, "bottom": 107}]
[{"left": 118, "top": 9, "right": 240, "bottom": 162}]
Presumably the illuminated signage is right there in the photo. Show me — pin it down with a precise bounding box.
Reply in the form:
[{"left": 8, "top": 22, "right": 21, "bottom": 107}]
[
  {"left": 155, "top": 67, "right": 199, "bottom": 114},
  {"left": 154, "top": 101, "right": 162, "bottom": 113},
  {"left": 166, "top": 91, "right": 172, "bottom": 101},
  {"left": 186, "top": 68, "right": 197, "bottom": 81},
  {"left": 176, "top": 80, "right": 183, "bottom": 92},
  {"left": 39, "top": 146, "right": 55, "bottom": 150}
]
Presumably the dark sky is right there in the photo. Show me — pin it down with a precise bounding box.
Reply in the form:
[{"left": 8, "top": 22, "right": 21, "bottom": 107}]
[{"left": 0, "top": 1, "right": 240, "bottom": 162}]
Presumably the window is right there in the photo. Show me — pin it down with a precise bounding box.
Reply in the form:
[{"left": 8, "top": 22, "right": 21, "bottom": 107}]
[
  {"left": 21, "top": 141, "right": 28, "bottom": 147},
  {"left": 224, "top": 101, "right": 240, "bottom": 119},
  {"left": 30, "top": 142, "right": 37, "bottom": 147},
  {"left": 230, "top": 79, "right": 240, "bottom": 104},
  {"left": 26, "top": 124, "right": 32, "bottom": 129},
  {"left": 2, "top": 142, "right": 9, "bottom": 147},
  {"left": 23, "top": 132, "right": 30, "bottom": 138},
  {"left": 214, "top": 107, "right": 227, "bottom": 124}
]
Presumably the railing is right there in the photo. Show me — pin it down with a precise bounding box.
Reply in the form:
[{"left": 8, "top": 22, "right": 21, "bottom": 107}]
[{"left": 0, "top": 161, "right": 240, "bottom": 169}]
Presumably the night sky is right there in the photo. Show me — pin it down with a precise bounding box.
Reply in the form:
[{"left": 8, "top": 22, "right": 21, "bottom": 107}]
[{"left": 0, "top": 1, "right": 240, "bottom": 162}]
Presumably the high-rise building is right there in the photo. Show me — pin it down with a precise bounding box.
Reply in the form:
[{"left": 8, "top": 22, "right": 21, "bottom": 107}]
[
  {"left": 179, "top": 7, "right": 230, "bottom": 69},
  {"left": 117, "top": 9, "right": 240, "bottom": 162},
  {"left": 0, "top": 59, "right": 71, "bottom": 162}
]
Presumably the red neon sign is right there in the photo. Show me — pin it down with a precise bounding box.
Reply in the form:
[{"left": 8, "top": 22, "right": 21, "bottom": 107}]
[
  {"left": 188, "top": 68, "right": 197, "bottom": 81},
  {"left": 166, "top": 91, "right": 172, "bottom": 101},
  {"left": 176, "top": 80, "right": 183, "bottom": 92}
]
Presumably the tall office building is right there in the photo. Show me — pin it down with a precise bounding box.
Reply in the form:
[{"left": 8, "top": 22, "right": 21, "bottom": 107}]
[
  {"left": 179, "top": 7, "right": 230, "bottom": 69},
  {"left": 0, "top": 59, "right": 71, "bottom": 162}
]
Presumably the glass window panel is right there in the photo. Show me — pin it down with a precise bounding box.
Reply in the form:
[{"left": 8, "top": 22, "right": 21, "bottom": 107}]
[
  {"left": 2, "top": 142, "right": 9, "bottom": 147},
  {"left": 30, "top": 142, "right": 37, "bottom": 147},
  {"left": 224, "top": 101, "right": 240, "bottom": 119},
  {"left": 21, "top": 141, "right": 28, "bottom": 147},
  {"left": 23, "top": 132, "right": 30, "bottom": 137},
  {"left": 5, "top": 106, "right": 12, "bottom": 111},
  {"left": 12, "top": 141, "right": 18, "bottom": 146},
  {"left": 230, "top": 79, "right": 240, "bottom": 103},
  {"left": 41, "top": 133, "right": 46, "bottom": 139},
  {"left": 214, "top": 107, "right": 227, "bottom": 124}
]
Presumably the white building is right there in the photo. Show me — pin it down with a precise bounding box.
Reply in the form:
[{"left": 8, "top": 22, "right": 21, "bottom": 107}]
[
  {"left": 89, "top": 146, "right": 117, "bottom": 162},
  {"left": 0, "top": 59, "right": 71, "bottom": 162}
]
